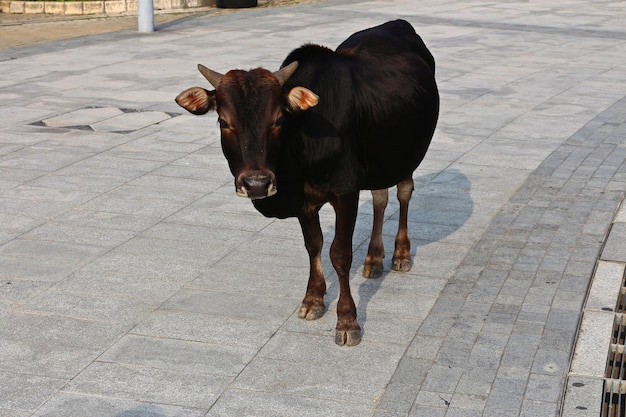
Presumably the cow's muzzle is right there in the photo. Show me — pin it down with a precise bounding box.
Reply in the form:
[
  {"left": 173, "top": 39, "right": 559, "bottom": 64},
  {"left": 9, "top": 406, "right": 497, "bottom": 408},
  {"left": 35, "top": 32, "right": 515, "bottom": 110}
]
[{"left": 236, "top": 171, "right": 277, "bottom": 200}]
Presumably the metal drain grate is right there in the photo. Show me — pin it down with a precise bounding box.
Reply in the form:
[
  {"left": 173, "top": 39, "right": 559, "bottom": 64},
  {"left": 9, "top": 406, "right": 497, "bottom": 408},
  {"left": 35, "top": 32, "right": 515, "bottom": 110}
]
[
  {"left": 604, "top": 379, "right": 626, "bottom": 417},
  {"left": 618, "top": 288, "right": 626, "bottom": 314},
  {"left": 602, "top": 270, "right": 626, "bottom": 417}
]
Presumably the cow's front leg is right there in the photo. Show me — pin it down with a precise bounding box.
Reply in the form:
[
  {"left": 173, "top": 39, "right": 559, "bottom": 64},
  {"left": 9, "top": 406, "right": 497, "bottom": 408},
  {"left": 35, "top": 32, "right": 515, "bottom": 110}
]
[
  {"left": 363, "top": 188, "right": 388, "bottom": 278},
  {"left": 393, "top": 176, "right": 414, "bottom": 272},
  {"left": 297, "top": 209, "right": 326, "bottom": 320},
  {"left": 330, "top": 193, "right": 361, "bottom": 346}
]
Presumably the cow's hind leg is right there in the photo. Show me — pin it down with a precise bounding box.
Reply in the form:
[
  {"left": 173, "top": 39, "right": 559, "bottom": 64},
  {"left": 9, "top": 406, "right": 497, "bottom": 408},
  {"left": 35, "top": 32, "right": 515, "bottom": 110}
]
[
  {"left": 393, "top": 176, "right": 414, "bottom": 272},
  {"left": 297, "top": 210, "right": 326, "bottom": 320},
  {"left": 363, "top": 188, "right": 388, "bottom": 278}
]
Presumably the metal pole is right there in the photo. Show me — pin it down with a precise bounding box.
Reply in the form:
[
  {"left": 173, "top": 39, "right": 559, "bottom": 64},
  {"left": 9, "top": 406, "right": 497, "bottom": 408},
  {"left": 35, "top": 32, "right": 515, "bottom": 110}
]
[{"left": 137, "top": 0, "right": 154, "bottom": 33}]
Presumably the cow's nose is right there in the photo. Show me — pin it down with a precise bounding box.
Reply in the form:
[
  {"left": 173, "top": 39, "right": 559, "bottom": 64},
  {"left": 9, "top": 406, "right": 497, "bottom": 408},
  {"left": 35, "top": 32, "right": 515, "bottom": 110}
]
[{"left": 241, "top": 173, "right": 273, "bottom": 199}]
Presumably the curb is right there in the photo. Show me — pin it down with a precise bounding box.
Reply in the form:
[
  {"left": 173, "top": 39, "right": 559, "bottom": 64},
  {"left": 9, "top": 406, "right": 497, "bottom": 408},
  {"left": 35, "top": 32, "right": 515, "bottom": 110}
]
[{"left": 563, "top": 195, "right": 626, "bottom": 415}]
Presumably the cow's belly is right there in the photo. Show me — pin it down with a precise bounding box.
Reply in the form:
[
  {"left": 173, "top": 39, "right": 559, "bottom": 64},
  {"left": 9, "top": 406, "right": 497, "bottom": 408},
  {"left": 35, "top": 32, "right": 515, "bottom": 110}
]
[{"left": 358, "top": 135, "right": 432, "bottom": 190}]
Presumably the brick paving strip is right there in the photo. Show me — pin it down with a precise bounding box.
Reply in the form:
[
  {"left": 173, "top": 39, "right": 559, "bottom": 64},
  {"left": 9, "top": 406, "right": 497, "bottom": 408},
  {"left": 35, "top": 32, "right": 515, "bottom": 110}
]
[{"left": 374, "top": 97, "right": 626, "bottom": 416}]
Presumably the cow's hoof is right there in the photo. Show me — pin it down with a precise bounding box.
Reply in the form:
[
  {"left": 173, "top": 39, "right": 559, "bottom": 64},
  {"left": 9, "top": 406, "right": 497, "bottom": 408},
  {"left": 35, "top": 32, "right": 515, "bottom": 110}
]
[
  {"left": 362, "top": 263, "right": 383, "bottom": 279},
  {"left": 392, "top": 258, "right": 411, "bottom": 272},
  {"left": 298, "top": 303, "right": 325, "bottom": 320},
  {"left": 335, "top": 329, "right": 361, "bottom": 346}
]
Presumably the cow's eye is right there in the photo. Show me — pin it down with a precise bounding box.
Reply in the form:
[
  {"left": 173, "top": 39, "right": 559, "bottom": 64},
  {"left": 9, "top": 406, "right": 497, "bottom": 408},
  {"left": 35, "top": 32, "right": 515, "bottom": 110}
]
[
  {"left": 274, "top": 115, "right": 285, "bottom": 128},
  {"left": 218, "top": 119, "right": 230, "bottom": 130}
]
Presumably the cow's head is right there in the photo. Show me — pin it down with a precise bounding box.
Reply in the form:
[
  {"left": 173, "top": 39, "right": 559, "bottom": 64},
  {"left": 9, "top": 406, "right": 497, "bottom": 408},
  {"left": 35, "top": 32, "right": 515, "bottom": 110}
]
[{"left": 175, "top": 62, "right": 319, "bottom": 199}]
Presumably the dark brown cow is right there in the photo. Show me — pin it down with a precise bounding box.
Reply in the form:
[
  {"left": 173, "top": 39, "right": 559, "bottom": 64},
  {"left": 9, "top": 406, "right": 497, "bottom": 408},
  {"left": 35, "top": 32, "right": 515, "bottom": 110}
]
[{"left": 176, "top": 20, "right": 439, "bottom": 346}]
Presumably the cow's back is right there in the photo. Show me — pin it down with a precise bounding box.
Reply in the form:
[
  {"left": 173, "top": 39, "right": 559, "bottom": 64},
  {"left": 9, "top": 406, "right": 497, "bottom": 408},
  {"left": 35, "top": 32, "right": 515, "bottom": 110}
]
[
  {"left": 336, "top": 19, "right": 435, "bottom": 73},
  {"left": 338, "top": 20, "right": 439, "bottom": 190},
  {"left": 281, "top": 19, "right": 439, "bottom": 192}
]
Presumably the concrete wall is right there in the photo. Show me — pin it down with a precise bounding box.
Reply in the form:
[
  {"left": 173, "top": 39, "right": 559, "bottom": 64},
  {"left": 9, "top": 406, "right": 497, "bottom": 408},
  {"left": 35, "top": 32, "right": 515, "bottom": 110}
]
[{"left": 1, "top": 0, "right": 215, "bottom": 15}]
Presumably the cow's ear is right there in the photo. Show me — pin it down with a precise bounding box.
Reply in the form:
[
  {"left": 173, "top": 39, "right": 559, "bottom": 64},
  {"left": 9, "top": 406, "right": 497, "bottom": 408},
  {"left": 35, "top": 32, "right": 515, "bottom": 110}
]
[
  {"left": 175, "top": 87, "right": 216, "bottom": 115},
  {"left": 286, "top": 87, "right": 319, "bottom": 112}
]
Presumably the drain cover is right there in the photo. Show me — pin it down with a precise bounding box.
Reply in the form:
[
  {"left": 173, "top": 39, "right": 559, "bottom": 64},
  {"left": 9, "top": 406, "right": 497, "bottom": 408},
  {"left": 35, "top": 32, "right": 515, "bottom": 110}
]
[
  {"left": 603, "top": 275, "right": 626, "bottom": 417},
  {"left": 33, "top": 106, "right": 181, "bottom": 134}
]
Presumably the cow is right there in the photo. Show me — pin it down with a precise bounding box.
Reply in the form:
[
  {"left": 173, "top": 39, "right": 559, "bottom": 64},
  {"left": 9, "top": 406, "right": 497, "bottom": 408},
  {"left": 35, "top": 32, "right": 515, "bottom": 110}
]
[{"left": 175, "top": 19, "right": 439, "bottom": 346}]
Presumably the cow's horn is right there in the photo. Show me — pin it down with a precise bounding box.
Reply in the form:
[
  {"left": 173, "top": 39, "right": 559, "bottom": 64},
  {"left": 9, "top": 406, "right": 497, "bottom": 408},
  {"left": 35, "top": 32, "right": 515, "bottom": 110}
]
[
  {"left": 274, "top": 61, "right": 299, "bottom": 85},
  {"left": 198, "top": 64, "right": 223, "bottom": 89}
]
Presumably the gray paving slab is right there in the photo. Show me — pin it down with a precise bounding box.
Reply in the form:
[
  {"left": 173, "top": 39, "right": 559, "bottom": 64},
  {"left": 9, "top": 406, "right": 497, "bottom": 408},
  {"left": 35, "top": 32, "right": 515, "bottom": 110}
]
[{"left": 0, "top": 0, "right": 625, "bottom": 416}]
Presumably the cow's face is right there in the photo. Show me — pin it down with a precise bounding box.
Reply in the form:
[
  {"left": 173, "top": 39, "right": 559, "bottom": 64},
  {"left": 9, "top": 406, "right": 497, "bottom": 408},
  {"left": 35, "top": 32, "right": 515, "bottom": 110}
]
[{"left": 176, "top": 62, "right": 318, "bottom": 200}]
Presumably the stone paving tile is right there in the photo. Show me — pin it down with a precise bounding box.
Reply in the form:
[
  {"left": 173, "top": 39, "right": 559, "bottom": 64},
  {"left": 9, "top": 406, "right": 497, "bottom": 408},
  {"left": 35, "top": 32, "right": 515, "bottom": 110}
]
[
  {"left": 603, "top": 223, "right": 626, "bottom": 262},
  {"left": 205, "top": 388, "right": 372, "bottom": 417},
  {"left": 100, "top": 333, "right": 255, "bottom": 377},
  {"left": 52, "top": 208, "right": 162, "bottom": 231},
  {"left": 78, "top": 251, "right": 204, "bottom": 282},
  {"left": 31, "top": 392, "right": 206, "bottom": 417},
  {"left": 91, "top": 110, "right": 173, "bottom": 133},
  {"left": 19, "top": 289, "right": 158, "bottom": 325},
  {"left": 64, "top": 361, "right": 231, "bottom": 409},
  {"left": 162, "top": 287, "right": 301, "bottom": 323},
  {"left": 0, "top": 239, "right": 106, "bottom": 271},
  {"left": 0, "top": 312, "right": 130, "bottom": 350},
  {"left": 0, "top": 371, "right": 66, "bottom": 414},
  {"left": 0, "top": 256, "right": 76, "bottom": 283},
  {"left": 20, "top": 222, "right": 137, "bottom": 247},
  {"left": 375, "top": 381, "right": 422, "bottom": 415},
  {"left": 132, "top": 308, "right": 282, "bottom": 351},
  {"left": 232, "top": 356, "right": 391, "bottom": 404},
  {"left": 42, "top": 106, "right": 123, "bottom": 127},
  {"left": 1, "top": 335, "right": 102, "bottom": 377}
]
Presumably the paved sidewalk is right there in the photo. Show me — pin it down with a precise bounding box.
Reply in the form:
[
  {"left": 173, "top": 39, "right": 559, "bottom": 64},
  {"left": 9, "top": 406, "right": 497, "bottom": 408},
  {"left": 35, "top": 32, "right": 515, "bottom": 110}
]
[
  {"left": 0, "top": 1, "right": 625, "bottom": 416},
  {"left": 0, "top": 0, "right": 319, "bottom": 50},
  {"left": 0, "top": 11, "right": 210, "bottom": 49}
]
